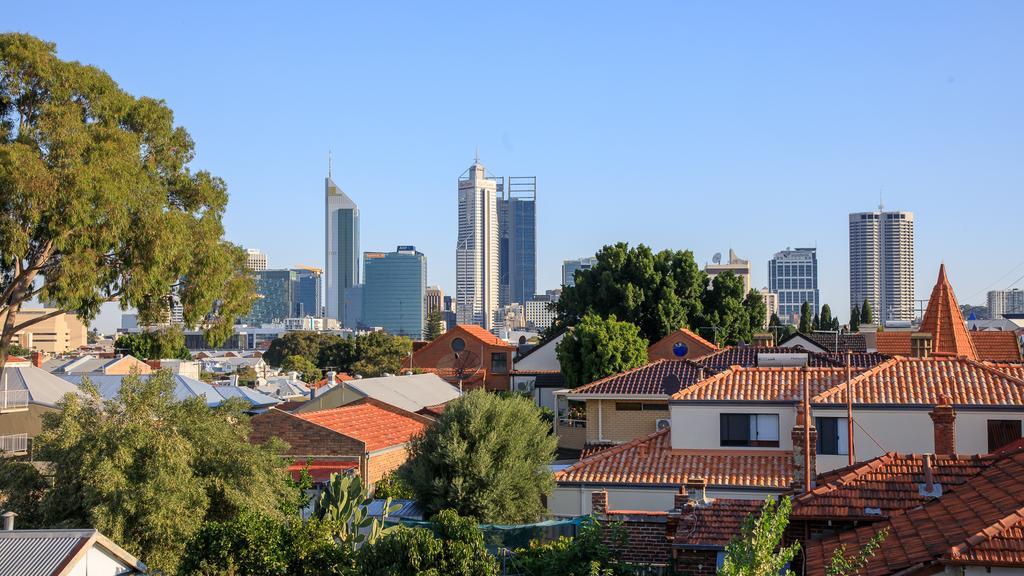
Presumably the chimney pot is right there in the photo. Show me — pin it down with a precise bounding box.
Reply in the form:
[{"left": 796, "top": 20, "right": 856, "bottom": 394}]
[
  {"left": 922, "top": 454, "right": 935, "bottom": 492},
  {"left": 2, "top": 511, "right": 16, "bottom": 531},
  {"left": 591, "top": 490, "right": 608, "bottom": 515},
  {"left": 930, "top": 398, "right": 957, "bottom": 455}
]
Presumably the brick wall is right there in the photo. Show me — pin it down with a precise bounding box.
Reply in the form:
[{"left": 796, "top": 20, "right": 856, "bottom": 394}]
[
  {"left": 249, "top": 409, "right": 364, "bottom": 457},
  {"left": 409, "top": 327, "right": 513, "bottom": 392},
  {"left": 586, "top": 400, "right": 669, "bottom": 444},
  {"left": 648, "top": 331, "right": 717, "bottom": 362},
  {"left": 366, "top": 446, "right": 411, "bottom": 487},
  {"left": 592, "top": 490, "right": 672, "bottom": 568}
]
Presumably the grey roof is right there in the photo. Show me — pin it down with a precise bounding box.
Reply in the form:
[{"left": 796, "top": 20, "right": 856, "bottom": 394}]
[
  {"left": 2, "top": 363, "right": 85, "bottom": 408},
  {"left": 345, "top": 373, "right": 460, "bottom": 413},
  {"left": 60, "top": 374, "right": 280, "bottom": 409},
  {"left": 0, "top": 529, "right": 145, "bottom": 575},
  {"left": 41, "top": 355, "right": 119, "bottom": 374},
  {"left": 257, "top": 376, "right": 310, "bottom": 399}
]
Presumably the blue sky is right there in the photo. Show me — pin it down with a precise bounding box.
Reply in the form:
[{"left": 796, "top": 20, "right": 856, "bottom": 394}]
[{"left": 9, "top": 2, "right": 1024, "bottom": 333}]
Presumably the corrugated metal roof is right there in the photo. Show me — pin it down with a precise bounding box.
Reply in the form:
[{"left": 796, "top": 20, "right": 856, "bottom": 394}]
[
  {"left": 60, "top": 374, "right": 280, "bottom": 409},
  {"left": 345, "top": 373, "right": 461, "bottom": 413},
  {"left": 1, "top": 365, "right": 84, "bottom": 408},
  {"left": 0, "top": 531, "right": 85, "bottom": 576}
]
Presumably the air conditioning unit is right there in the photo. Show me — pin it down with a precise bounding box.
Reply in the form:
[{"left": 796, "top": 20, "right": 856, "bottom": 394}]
[
  {"left": 656, "top": 418, "right": 671, "bottom": 431},
  {"left": 517, "top": 380, "right": 533, "bottom": 393}
]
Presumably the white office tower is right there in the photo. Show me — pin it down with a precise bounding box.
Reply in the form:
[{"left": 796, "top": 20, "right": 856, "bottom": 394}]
[
  {"left": 849, "top": 209, "right": 915, "bottom": 323},
  {"left": 456, "top": 156, "right": 500, "bottom": 330},
  {"left": 245, "top": 249, "right": 267, "bottom": 272},
  {"left": 325, "top": 174, "right": 360, "bottom": 326}
]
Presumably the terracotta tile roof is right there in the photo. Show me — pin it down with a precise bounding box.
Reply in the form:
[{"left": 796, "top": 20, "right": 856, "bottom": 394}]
[
  {"left": 287, "top": 459, "right": 358, "bottom": 483},
  {"left": 5, "top": 356, "right": 28, "bottom": 363},
  {"left": 695, "top": 346, "right": 842, "bottom": 371},
  {"left": 580, "top": 443, "right": 617, "bottom": 459},
  {"left": 971, "top": 331, "right": 1023, "bottom": 363},
  {"left": 672, "top": 499, "right": 764, "bottom": 549},
  {"left": 296, "top": 400, "right": 429, "bottom": 452},
  {"left": 311, "top": 373, "right": 353, "bottom": 389},
  {"left": 919, "top": 264, "right": 979, "bottom": 360},
  {"left": 673, "top": 367, "right": 858, "bottom": 402},
  {"left": 648, "top": 327, "right": 720, "bottom": 361},
  {"left": 874, "top": 332, "right": 912, "bottom": 356},
  {"left": 811, "top": 356, "right": 1024, "bottom": 407},
  {"left": 454, "top": 324, "right": 516, "bottom": 348},
  {"left": 991, "top": 363, "right": 1024, "bottom": 381},
  {"left": 569, "top": 359, "right": 712, "bottom": 396},
  {"left": 554, "top": 428, "right": 794, "bottom": 489},
  {"left": 793, "top": 452, "right": 993, "bottom": 520},
  {"left": 804, "top": 449, "right": 1024, "bottom": 573}
]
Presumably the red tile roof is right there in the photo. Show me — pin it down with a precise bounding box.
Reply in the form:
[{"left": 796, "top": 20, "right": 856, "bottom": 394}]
[
  {"left": 874, "top": 332, "right": 912, "bottom": 356},
  {"left": 648, "top": 327, "right": 719, "bottom": 361},
  {"left": 695, "top": 346, "right": 842, "bottom": 371},
  {"left": 296, "top": 400, "right": 430, "bottom": 452},
  {"left": 673, "top": 367, "right": 857, "bottom": 402},
  {"left": 811, "top": 356, "right": 1024, "bottom": 407},
  {"left": 672, "top": 499, "right": 764, "bottom": 549},
  {"left": 804, "top": 448, "right": 1024, "bottom": 573},
  {"left": 5, "top": 356, "right": 28, "bottom": 364},
  {"left": 311, "top": 372, "right": 353, "bottom": 389},
  {"left": 555, "top": 428, "right": 793, "bottom": 489},
  {"left": 919, "top": 264, "right": 979, "bottom": 360},
  {"left": 454, "top": 324, "right": 516, "bottom": 348},
  {"left": 793, "top": 452, "right": 993, "bottom": 520},
  {"left": 991, "top": 363, "right": 1024, "bottom": 381},
  {"left": 569, "top": 359, "right": 712, "bottom": 396},
  {"left": 825, "top": 352, "right": 891, "bottom": 369},
  {"left": 971, "top": 331, "right": 1023, "bottom": 363},
  {"left": 287, "top": 459, "right": 358, "bottom": 483}
]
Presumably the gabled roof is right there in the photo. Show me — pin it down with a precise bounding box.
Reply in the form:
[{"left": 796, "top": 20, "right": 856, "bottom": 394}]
[
  {"left": 673, "top": 367, "right": 857, "bottom": 403},
  {"left": 804, "top": 448, "right": 1024, "bottom": 573},
  {"left": 695, "top": 346, "right": 842, "bottom": 371},
  {"left": 514, "top": 327, "right": 567, "bottom": 363},
  {"left": 672, "top": 499, "right": 765, "bottom": 549},
  {"left": 454, "top": 324, "right": 516, "bottom": 348},
  {"left": 296, "top": 399, "right": 431, "bottom": 452},
  {"left": 0, "top": 529, "right": 146, "bottom": 575},
  {"left": 919, "top": 264, "right": 979, "bottom": 360},
  {"left": 792, "top": 452, "right": 994, "bottom": 520},
  {"left": 2, "top": 360, "right": 84, "bottom": 408},
  {"left": 61, "top": 373, "right": 280, "bottom": 409},
  {"left": 555, "top": 428, "right": 793, "bottom": 489},
  {"left": 648, "top": 327, "right": 719, "bottom": 361},
  {"left": 970, "top": 331, "right": 1023, "bottom": 363},
  {"left": 568, "top": 359, "right": 711, "bottom": 397},
  {"left": 825, "top": 352, "right": 891, "bottom": 369},
  {"left": 343, "top": 373, "right": 461, "bottom": 413},
  {"left": 811, "top": 356, "right": 1024, "bottom": 407}
]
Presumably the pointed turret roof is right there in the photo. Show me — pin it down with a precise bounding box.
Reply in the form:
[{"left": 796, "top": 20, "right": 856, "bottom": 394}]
[{"left": 919, "top": 264, "right": 978, "bottom": 360}]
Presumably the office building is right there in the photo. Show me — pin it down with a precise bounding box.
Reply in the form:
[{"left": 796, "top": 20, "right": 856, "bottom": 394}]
[
  {"left": 525, "top": 293, "right": 558, "bottom": 331},
  {"left": 705, "top": 249, "right": 751, "bottom": 293},
  {"left": 759, "top": 288, "right": 779, "bottom": 330},
  {"left": 246, "top": 269, "right": 297, "bottom": 325},
  {"left": 5, "top": 308, "right": 87, "bottom": 353},
  {"left": 456, "top": 156, "right": 500, "bottom": 330},
  {"left": 426, "top": 286, "right": 444, "bottom": 315},
  {"left": 245, "top": 248, "right": 267, "bottom": 272},
  {"left": 849, "top": 209, "right": 915, "bottom": 323},
  {"left": 498, "top": 177, "right": 537, "bottom": 306},
  {"left": 293, "top": 266, "right": 322, "bottom": 317},
  {"left": 362, "top": 246, "right": 427, "bottom": 338},
  {"left": 562, "top": 256, "right": 597, "bottom": 287},
  {"left": 989, "top": 289, "right": 1024, "bottom": 318},
  {"left": 325, "top": 172, "right": 360, "bottom": 325},
  {"left": 768, "top": 248, "right": 819, "bottom": 325},
  {"left": 343, "top": 286, "right": 363, "bottom": 330},
  {"left": 442, "top": 295, "right": 456, "bottom": 331}
]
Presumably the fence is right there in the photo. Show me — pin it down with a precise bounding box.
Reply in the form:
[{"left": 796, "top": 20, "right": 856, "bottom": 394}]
[
  {"left": 0, "top": 389, "right": 29, "bottom": 412},
  {"left": 0, "top": 433, "right": 28, "bottom": 455}
]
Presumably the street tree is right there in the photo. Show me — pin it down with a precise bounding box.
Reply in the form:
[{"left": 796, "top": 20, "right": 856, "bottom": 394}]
[
  {"left": 399, "top": 391, "right": 557, "bottom": 523},
  {"left": 0, "top": 34, "right": 254, "bottom": 373},
  {"left": 114, "top": 326, "right": 190, "bottom": 360},
  {"left": 556, "top": 313, "right": 648, "bottom": 388},
  {"left": 860, "top": 299, "right": 873, "bottom": 325}
]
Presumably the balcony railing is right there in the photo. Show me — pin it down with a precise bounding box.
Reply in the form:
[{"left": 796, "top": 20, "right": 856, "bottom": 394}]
[
  {"left": 0, "top": 390, "right": 29, "bottom": 412},
  {"left": 0, "top": 433, "right": 28, "bottom": 455},
  {"left": 558, "top": 417, "right": 587, "bottom": 429}
]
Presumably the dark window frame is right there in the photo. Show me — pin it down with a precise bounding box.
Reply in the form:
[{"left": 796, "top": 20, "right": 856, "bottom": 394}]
[
  {"left": 988, "top": 419, "right": 1022, "bottom": 453},
  {"left": 490, "top": 351, "right": 508, "bottom": 374},
  {"left": 720, "top": 413, "right": 780, "bottom": 448}
]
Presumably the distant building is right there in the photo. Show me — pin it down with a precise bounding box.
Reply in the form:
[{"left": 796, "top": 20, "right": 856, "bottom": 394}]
[
  {"left": 705, "top": 249, "right": 751, "bottom": 294},
  {"left": 293, "top": 266, "right": 322, "bottom": 317},
  {"left": 442, "top": 295, "right": 457, "bottom": 331},
  {"left": 525, "top": 293, "right": 558, "bottom": 331},
  {"left": 989, "top": 289, "right": 1024, "bottom": 318},
  {"left": 456, "top": 156, "right": 500, "bottom": 330},
  {"left": 849, "top": 209, "right": 915, "bottom": 323},
  {"left": 247, "top": 270, "right": 297, "bottom": 325},
  {"left": 498, "top": 176, "right": 537, "bottom": 306},
  {"left": 562, "top": 256, "right": 597, "bottom": 287},
  {"left": 4, "top": 308, "right": 87, "bottom": 354},
  {"left": 759, "top": 287, "right": 779, "bottom": 329},
  {"left": 325, "top": 172, "right": 360, "bottom": 325},
  {"left": 245, "top": 248, "right": 267, "bottom": 272},
  {"left": 769, "top": 247, "right": 819, "bottom": 324},
  {"left": 362, "top": 246, "right": 427, "bottom": 338},
  {"left": 426, "top": 286, "right": 444, "bottom": 315},
  {"left": 344, "top": 285, "right": 363, "bottom": 330}
]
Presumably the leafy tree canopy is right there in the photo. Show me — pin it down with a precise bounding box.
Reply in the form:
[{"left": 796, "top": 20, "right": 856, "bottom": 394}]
[
  {"left": 0, "top": 33, "right": 254, "bottom": 371},
  {"left": 280, "top": 354, "right": 322, "bottom": 383},
  {"left": 513, "top": 517, "right": 632, "bottom": 576},
  {"left": 798, "top": 302, "right": 814, "bottom": 334},
  {"left": 263, "top": 331, "right": 332, "bottom": 368},
  {"left": 849, "top": 305, "right": 861, "bottom": 333},
  {"left": 860, "top": 299, "right": 873, "bottom": 325},
  {"left": 114, "top": 326, "right": 191, "bottom": 360},
  {"left": 556, "top": 313, "right": 648, "bottom": 388},
  {"left": 399, "top": 391, "right": 557, "bottom": 523},
  {"left": 8, "top": 370, "right": 298, "bottom": 573},
  {"left": 721, "top": 497, "right": 801, "bottom": 576},
  {"left": 264, "top": 331, "right": 412, "bottom": 378},
  {"left": 356, "top": 509, "right": 498, "bottom": 576}
]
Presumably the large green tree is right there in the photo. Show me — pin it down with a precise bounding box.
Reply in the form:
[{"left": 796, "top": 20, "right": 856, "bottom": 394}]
[
  {"left": 556, "top": 313, "right": 648, "bottom": 388},
  {"left": 698, "top": 272, "right": 765, "bottom": 345},
  {"left": 6, "top": 371, "right": 298, "bottom": 573},
  {"left": 819, "top": 304, "right": 834, "bottom": 332},
  {"left": 860, "top": 299, "right": 873, "bottom": 325},
  {"left": 425, "top": 310, "right": 444, "bottom": 341},
  {"left": 114, "top": 326, "right": 191, "bottom": 360},
  {"left": 798, "top": 302, "right": 814, "bottom": 334},
  {"left": 399, "top": 391, "right": 557, "bottom": 523},
  {"left": 263, "top": 331, "right": 335, "bottom": 367},
  {"left": 280, "top": 354, "right": 322, "bottom": 383},
  {"left": 849, "top": 305, "right": 861, "bottom": 333},
  {"left": 554, "top": 243, "right": 706, "bottom": 343},
  {"left": 0, "top": 34, "right": 254, "bottom": 372},
  {"left": 356, "top": 509, "right": 498, "bottom": 576}
]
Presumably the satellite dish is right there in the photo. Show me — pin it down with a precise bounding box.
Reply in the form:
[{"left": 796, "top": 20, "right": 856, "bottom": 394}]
[
  {"left": 712, "top": 252, "right": 722, "bottom": 264},
  {"left": 672, "top": 342, "right": 688, "bottom": 358},
  {"left": 661, "top": 374, "right": 682, "bottom": 395}
]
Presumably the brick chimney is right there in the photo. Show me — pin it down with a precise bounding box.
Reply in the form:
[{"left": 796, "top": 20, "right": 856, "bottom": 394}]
[
  {"left": 591, "top": 490, "right": 608, "bottom": 515},
  {"left": 791, "top": 408, "right": 817, "bottom": 493},
  {"left": 930, "top": 393, "right": 956, "bottom": 455},
  {"left": 666, "top": 486, "right": 687, "bottom": 539},
  {"left": 30, "top": 351, "right": 43, "bottom": 368},
  {"left": 752, "top": 333, "right": 775, "bottom": 347},
  {"left": 685, "top": 477, "right": 708, "bottom": 505}
]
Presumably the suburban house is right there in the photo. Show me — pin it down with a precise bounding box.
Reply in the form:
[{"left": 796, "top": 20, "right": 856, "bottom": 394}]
[
  {"left": 249, "top": 398, "right": 432, "bottom": 488},
  {"left": 0, "top": 516, "right": 147, "bottom": 575},
  {"left": 0, "top": 356, "right": 83, "bottom": 457},
  {"left": 293, "top": 372, "right": 460, "bottom": 417},
  {"left": 42, "top": 354, "right": 153, "bottom": 376},
  {"left": 510, "top": 330, "right": 566, "bottom": 414},
  {"left": 257, "top": 372, "right": 311, "bottom": 400},
  {"left": 199, "top": 354, "right": 269, "bottom": 378},
  {"left": 778, "top": 331, "right": 868, "bottom": 355},
  {"left": 59, "top": 373, "right": 280, "bottom": 412},
  {"left": 406, "top": 324, "right": 516, "bottom": 392},
  {"left": 647, "top": 327, "right": 719, "bottom": 362}
]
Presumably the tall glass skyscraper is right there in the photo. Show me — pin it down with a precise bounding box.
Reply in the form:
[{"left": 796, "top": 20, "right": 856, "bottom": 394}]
[
  {"left": 849, "top": 210, "right": 915, "bottom": 323},
  {"left": 362, "top": 246, "right": 427, "bottom": 338},
  {"left": 292, "top": 267, "right": 322, "bottom": 317},
  {"left": 457, "top": 157, "right": 500, "bottom": 330},
  {"left": 246, "top": 269, "right": 297, "bottom": 325},
  {"left": 562, "top": 256, "right": 597, "bottom": 287},
  {"left": 498, "top": 177, "right": 537, "bottom": 307},
  {"left": 325, "top": 174, "right": 359, "bottom": 326},
  {"left": 768, "top": 248, "right": 819, "bottom": 325}
]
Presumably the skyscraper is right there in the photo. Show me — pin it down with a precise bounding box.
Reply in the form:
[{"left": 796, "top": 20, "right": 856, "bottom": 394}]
[
  {"left": 768, "top": 248, "right": 819, "bottom": 325},
  {"left": 245, "top": 248, "right": 267, "bottom": 272},
  {"left": 562, "top": 256, "right": 597, "bottom": 287},
  {"left": 362, "top": 246, "right": 427, "bottom": 338},
  {"left": 426, "top": 286, "right": 444, "bottom": 315},
  {"left": 292, "top": 266, "right": 322, "bottom": 317},
  {"left": 456, "top": 156, "right": 500, "bottom": 330},
  {"left": 849, "top": 210, "right": 915, "bottom": 323},
  {"left": 498, "top": 176, "right": 537, "bottom": 306},
  {"left": 989, "top": 289, "right": 1024, "bottom": 318},
  {"left": 245, "top": 269, "right": 297, "bottom": 325},
  {"left": 325, "top": 172, "right": 359, "bottom": 325}
]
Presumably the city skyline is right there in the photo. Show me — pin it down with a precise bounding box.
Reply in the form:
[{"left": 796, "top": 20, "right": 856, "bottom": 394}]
[{"left": 15, "top": 2, "right": 1023, "bottom": 333}]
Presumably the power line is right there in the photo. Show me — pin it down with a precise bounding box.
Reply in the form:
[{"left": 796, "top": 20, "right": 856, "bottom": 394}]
[{"left": 967, "top": 259, "right": 1024, "bottom": 301}]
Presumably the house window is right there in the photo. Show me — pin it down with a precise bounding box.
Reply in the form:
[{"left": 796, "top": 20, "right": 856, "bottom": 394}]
[
  {"left": 490, "top": 352, "right": 508, "bottom": 374},
  {"left": 615, "top": 402, "right": 668, "bottom": 412},
  {"left": 451, "top": 337, "right": 465, "bottom": 352},
  {"left": 816, "top": 417, "right": 849, "bottom": 455},
  {"left": 988, "top": 419, "right": 1022, "bottom": 452},
  {"left": 720, "top": 414, "right": 780, "bottom": 447}
]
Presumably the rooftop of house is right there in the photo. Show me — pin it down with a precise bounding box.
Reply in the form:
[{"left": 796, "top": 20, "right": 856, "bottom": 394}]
[
  {"left": 568, "top": 359, "right": 713, "bottom": 397},
  {"left": 60, "top": 373, "right": 280, "bottom": 409},
  {"left": 779, "top": 331, "right": 868, "bottom": 354},
  {"left": 555, "top": 428, "right": 794, "bottom": 490},
  {"left": 648, "top": 327, "right": 720, "bottom": 361},
  {"left": 295, "top": 400, "right": 430, "bottom": 452},
  {"left": 0, "top": 528, "right": 146, "bottom": 575},
  {"left": 672, "top": 366, "right": 859, "bottom": 403},
  {"left": 2, "top": 359, "right": 85, "bottom": 408},
  {"left": 286, "top": 459, "right": 358, "bottom": 483},
  {"left": 694, "top": 346, "right": 843, "bottom": 371},
  {"left": 671, "top": 498, "right": 765, "bottom": 550},
  {"left": 803, "top": 447, "right": 1024, "bottom": 574}
]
